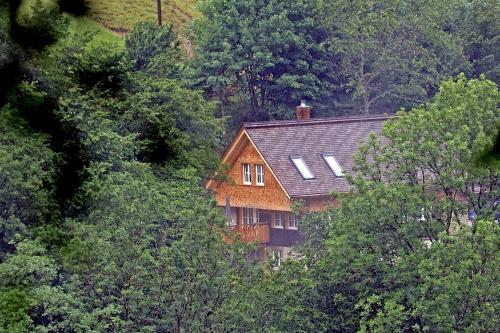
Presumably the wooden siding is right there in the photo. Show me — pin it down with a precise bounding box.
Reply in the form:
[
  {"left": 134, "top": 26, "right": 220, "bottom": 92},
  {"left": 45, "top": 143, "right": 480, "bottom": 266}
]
[
  {"left": 230, "top": 224, "right": 270, "bottom": 244},
  {"left": 300, "top": 195, "right": 338, "bottom": 211},
  {"left": 214, "top": 137, "right": 292, "bottom": 211}
]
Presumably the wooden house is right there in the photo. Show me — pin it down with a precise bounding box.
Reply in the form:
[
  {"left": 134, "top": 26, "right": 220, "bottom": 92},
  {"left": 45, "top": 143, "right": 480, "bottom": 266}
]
[{"left": 206, "top": 103, "right": 389, "bottom": 263}]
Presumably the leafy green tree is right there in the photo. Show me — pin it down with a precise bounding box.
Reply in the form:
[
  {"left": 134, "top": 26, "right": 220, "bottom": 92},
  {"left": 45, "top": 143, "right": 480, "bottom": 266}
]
[
  {"left": 0, "top": 102, "right": 59, "bottom": 258},
  {"left": 392, "top": 219, "right": 499, "bottom": 332},
  {"left": 0, "top": 240, "right": 93, "bottom": 332},
  {"left": 120, "top": 74, "right": 221, "bottom": 171},
  {"left": 52, "top": 35, "right": 254, "bottom": 330},
  {"left": 448, "top": 0, "right": 500, "bottom": 83},
  {"left": 360, "top": 74, "right": 500, "bottom": 229},
  {"left": 260, "top": 76, "right": 499, "bottom": 332},
  {"left": 126, "top": 21, "right": 183, "bottom": 79},
  {"left": 14, "top": 0, "right": 68, "bottom": 49},
  {"left": 60, "top": 159, "right": 259, "bottom": 331},
  {"left": 55, "top": 32, "right": 128, "bottom": 91},
  {"left": 322, "top": 0, "right": 467, "bottom": 114},
  {"left": 192, "top": 0, "right": 332, "bottom": 119}
]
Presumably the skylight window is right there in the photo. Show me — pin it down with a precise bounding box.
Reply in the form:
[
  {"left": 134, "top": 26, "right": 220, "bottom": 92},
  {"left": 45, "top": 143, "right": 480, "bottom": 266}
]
[
  {"left": 290, "top": 156, "right": 314, "bottom": 179},
  {"left": 323, "top": 154, "right": 344, "bottom": 177}
]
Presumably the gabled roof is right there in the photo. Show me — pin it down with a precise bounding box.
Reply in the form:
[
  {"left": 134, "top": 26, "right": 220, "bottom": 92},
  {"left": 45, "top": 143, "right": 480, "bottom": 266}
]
[{"left": 243, "top": 115, "right": 389, "bottom": 197}]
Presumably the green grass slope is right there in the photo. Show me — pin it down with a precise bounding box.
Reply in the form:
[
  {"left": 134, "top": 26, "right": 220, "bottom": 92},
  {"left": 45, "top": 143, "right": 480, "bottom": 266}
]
[
  {"left": 86, "top": 0, "right": 199, "bottom": 33},
  {"left": 68, "top": 15, "right": 124, "bottom": 47},
  {"left": 17, "top": 0, "right": 123, "bottom": 46}
]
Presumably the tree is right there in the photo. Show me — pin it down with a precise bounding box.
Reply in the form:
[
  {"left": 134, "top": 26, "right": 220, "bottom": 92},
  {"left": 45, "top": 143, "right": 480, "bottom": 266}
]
[
  {"left": 0, "top": 100, "right": 59, "bottom": 259},
  {"left": 51, "top": 33, "right": 256, "bottom": 331},
  {"left": 14, "top": 0, "right": 68, "bottom": 50},
  {"left": 192, "top": 0, "right": 332, "bottom": 120},
  {"left": 0, "top": 240, "right": 93, "bottom": 332},
  {"left": 257, "top": 76, "right": 499, "bottom": 332},
  {"left": 448, "top": 0, "right": 500, "bottom": 83},
  {"left": 126, "top": 21, "right": 183, "bottom": 79},
  {"left": 322, "top": 0, "right": 467, "bottom": 114}
]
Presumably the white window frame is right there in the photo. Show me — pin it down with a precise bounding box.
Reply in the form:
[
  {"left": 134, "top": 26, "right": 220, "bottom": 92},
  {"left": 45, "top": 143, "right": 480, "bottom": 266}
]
[
  {"left": 290, "top": 156, "right": 314, "bottom": 179},
  {"left": 243, "top": 208, "right": 259, "bottom": 225},
  {"left": 273, "top": 213, "right": 284, "bottom": 229},
  {"left": 243, "top": 207, "right": 253, "bottom": 225},
  {"left": 255, "top": 164, "right": 264, "bottom": 186},
  {"left": 272, "top": 249, "right": 283, "bottom": 267},
  {"left": 323, "top": 154, "right": 344, "bottom": 177},
  {"left": 242, "top": 163, "right": 252, "bottom": 185},
  {"left": 288, "top": 214, "right": 298, "bottom": 230}
]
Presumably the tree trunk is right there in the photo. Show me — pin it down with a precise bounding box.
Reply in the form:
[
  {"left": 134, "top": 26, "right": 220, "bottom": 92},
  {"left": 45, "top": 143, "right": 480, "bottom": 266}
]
[
  {"left": 359, "top": 50, "right": 370, "bottom": 114},
  {"left": 157, "top": 0, "right": 162, "bottom": 26},
  {"left": 219, "top": 89, "right": 226, "bottom": 135},
  {"left": 248, "top": 80, "right": 259, "bottom": 117}
]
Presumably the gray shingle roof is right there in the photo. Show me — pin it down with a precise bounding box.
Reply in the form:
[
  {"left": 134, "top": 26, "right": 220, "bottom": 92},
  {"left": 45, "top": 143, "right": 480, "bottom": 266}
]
[{"left": 244, "top": 116, "right": 388, "bottom": 197}]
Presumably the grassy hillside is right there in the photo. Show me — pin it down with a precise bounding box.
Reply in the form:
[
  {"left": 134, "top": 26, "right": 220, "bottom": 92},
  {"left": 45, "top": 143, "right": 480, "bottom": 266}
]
[
  {"left": 68, "top": 15, "right": 124, "bottom": 47},
  {"left": 86, "top": 0, "right": 199, "bottom": 33},
  {"left": 16, "top": 0, "right": 123, "bottom": 46}
]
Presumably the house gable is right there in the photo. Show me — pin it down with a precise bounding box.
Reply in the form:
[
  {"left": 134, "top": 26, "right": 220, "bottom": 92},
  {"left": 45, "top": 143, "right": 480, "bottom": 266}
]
[{"left": 212, "top": 131, "right": 292, "bottom": 211}]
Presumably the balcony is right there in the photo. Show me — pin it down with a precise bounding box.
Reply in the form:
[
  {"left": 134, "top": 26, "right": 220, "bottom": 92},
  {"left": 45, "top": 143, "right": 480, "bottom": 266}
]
[{"left": 229, "top": 223, "right": 270, "bottom": 244}]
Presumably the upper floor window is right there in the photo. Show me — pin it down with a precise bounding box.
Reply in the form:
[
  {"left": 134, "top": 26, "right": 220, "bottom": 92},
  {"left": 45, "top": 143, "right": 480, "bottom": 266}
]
[
  {"left": 273, "top": 213, "right": 284, "bottom": 228},
  {"left": 290, "top": 156, "right": 314, "bottom": 179},
  {"left": 323, "top": 154, "right": 344, "bottom": 177},
  {"left": 256, "top": 164, "right": 264, "bottom": 186},
  {"left": 243, "top": 163, "right": 252, "bottom": 185},
  {"left": 288, "top": 214, "right": 298, "bottom": 230}
]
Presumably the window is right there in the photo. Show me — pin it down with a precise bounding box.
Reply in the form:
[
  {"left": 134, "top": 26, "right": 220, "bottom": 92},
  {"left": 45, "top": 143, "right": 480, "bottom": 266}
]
[
  {"left": 290, "top": 156, "right": 314, "bottom": 179},
  {"left": 273, "top": 213, "right": 284, "bottom": 228},
  {"left": 256, "top": 164, "right": 264, "bottom": 186},
  {"left": 242, "top": 163, "right": 252, "bottom": 184},
  {"left": 323, "top": 154, "right": 344, "bottom": 177},
  {"left": 243, "top": 208, "right": 259, "bottom": 225},
  {"left": 243, "top": 208, "right": 253, "bottom": 225},
  {"left": 272, "top": 249, "right": 283, "bottom": 267},
  {"left": 288, "top": 214, "right": 298, "bottom": 230}
]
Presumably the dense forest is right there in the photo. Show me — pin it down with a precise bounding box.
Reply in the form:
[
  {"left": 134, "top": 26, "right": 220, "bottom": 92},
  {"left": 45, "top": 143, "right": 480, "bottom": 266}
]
[{"left": 0, "top": 0, "right": 499, "bottom": 332}]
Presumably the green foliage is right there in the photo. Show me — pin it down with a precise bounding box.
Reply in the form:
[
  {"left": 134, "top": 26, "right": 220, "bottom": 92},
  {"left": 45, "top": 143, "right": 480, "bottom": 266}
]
[
  {"left": 375, "top": 75, "right": 499, "bottom": 225},
  {"left": 0, "top": 240, "right": 93, "bottom": 332},
  {"left": 0, "top": 104, "right": 59, "bottom": 258},
  {"left": 1, "top": 1, "right": 498, "bottom": 331},
  {"left": 58, "top": 143, "right": 257, "bottom": 331},
  {"left": 0, "top": 2, "right": 21, "bottom": 102},
  {"left": 394, "top": 219, "right": 499, "bottom": 332},
  {"left": 122, "top": 75, "right": 221, "bottom": 170},
  {"left": 192, "top": 0, "right": 332, "bottom": 119},
  {"left": 126, "top": 21, "right": 183, "bottom": 78},
  {"left": 55, "top": 32, "right": 128, "bottom": 91},
  {"left": 15, "top": 0, "right": 69, "bottom": 49},
  {"left": 448, "top": 0, "right": 500, "bottom": 83},
  {"left": 357, "top": 296, "right": 409, "bottom": 333},
  {"left": 270, "top": 76, "right": 500, "bottom": 332},
  {"left": 0, "top": 287, "right": 32, "bottom": 332},
  {"left": 322, "top": 0, "right": 467, "bottom": 114},
  {"left": 192, "top": 0, "right": 497, "bottom": 134}
]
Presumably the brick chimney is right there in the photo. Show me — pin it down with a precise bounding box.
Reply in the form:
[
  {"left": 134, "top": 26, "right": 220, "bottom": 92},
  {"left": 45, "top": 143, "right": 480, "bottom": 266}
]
[{"left": 295, "top": 101, "right": 311, "bottom": 120}]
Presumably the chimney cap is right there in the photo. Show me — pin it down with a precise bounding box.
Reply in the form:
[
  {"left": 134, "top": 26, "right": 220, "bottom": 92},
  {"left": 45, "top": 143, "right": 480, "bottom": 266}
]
[{"left": 300, "top": 100, "right": 308, "bottom": 107}]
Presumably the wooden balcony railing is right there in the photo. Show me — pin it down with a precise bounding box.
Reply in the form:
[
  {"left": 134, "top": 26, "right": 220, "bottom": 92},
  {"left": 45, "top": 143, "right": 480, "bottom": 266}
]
[{"left": 230, "top": 223, "right": 269, "bottom": 244}]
